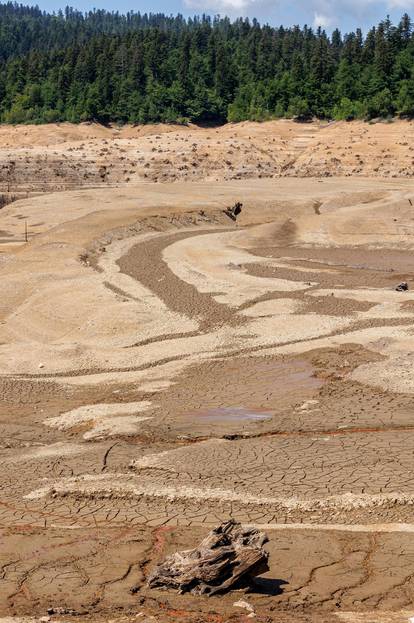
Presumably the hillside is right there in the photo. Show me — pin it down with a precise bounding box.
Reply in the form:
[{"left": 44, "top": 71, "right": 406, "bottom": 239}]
[{"left": 0, "top": 119, "right": 414, "bottom": 201}]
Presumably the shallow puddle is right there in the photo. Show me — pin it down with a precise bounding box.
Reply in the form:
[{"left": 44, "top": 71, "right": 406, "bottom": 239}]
[
  {"left": 251, "top": 359, "right": 323, "bottom": 392},
  {"left": 191, "top": 406, "right": 274, "bottom": 422},
  {"left": 161, "top": 357, "right": 323, "bottom": 438}
]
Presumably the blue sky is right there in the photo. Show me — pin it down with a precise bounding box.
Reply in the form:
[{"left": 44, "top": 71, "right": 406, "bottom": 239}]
[{"left": 29, "top": 0, "right": 414, "bottom": 34}]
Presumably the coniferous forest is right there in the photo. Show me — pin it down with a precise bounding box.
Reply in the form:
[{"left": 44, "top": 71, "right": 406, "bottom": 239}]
[{"left": 1, "top": 3, "right": 414, "bottom": 124}]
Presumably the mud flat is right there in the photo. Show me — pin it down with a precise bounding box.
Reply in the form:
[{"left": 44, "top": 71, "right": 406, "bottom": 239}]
[{"left": 2, "top": 175, "right": 414, "bottom": 622}]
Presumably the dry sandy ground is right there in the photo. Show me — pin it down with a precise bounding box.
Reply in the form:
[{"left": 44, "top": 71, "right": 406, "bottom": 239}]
[
  {"left": 2, "top": 119, "right": 414, "bottom": 200},
  {"left": 3, "top": 125, "right": 414, "bottom": 622}
]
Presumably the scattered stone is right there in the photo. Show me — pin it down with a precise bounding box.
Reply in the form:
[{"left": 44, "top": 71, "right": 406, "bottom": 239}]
[
  {"left": 47, "top": 607, "right": 76, "bottom": 615},
  {"left": 147, "top": 520, "right": 269, "bottom": 596}
]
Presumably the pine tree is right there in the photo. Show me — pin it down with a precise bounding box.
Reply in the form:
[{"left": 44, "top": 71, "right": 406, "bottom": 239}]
[{"left": 0, "top": 5, "right": 413, "bottom": 124}]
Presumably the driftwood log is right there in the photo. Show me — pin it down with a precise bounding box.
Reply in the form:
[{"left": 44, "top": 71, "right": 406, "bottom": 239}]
[{"left": 147, "top": 520, "right": 269, "bottom": 596}]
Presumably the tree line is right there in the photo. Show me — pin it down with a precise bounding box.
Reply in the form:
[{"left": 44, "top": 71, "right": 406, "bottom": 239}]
[{"left": 1, "top": 2, "right": 414, "bottom": 124}]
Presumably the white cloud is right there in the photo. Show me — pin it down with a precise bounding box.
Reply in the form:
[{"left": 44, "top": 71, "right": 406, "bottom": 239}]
[
  {"left": 313, "top": 11, "right": 333, "bottom": 28},
  {"left": 182, "top": 0, "right": 413, "bottom": 27},
  {"left": 184, "top": 0, "right": 256, "bottom": 13},
  {"left": 388, "top": 0, "right": 414, "bottom": 7}
]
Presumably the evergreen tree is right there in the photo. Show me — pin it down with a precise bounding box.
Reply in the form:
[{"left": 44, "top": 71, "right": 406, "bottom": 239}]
[{"left": 0, "top": 5, "right": 412, "bottom": 124}]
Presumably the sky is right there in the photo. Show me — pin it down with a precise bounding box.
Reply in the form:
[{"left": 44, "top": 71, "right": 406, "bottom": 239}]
[{"left": 27, "top": 0, "right": 414, "bottom": 34}]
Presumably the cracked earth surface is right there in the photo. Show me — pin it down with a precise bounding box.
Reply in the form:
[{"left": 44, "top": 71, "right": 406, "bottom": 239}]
[{"left": 2, "top": 177, "right": 414, "bottom": 622}]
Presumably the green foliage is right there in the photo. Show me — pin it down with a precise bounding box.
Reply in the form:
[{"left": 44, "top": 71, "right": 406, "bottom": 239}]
[
  {"left": 288, "top": 96, "right": 311, "bottom": 120},
  {"left": 396, "top": 79, "right": 414, "bottom": 116},
  {"left": 366, "top": 87, "right": 395, "bottom": 118},
  {"left": 0, "top": 5, "right": 412, "bottom": 124},
  {"left": 333, "top": 97, "right": 365, "bottom": 120}
]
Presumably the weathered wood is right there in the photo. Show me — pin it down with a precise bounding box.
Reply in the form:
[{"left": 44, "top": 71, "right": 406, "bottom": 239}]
[{"left": 147, "top": 520, "right": 269, "bottom": 596}]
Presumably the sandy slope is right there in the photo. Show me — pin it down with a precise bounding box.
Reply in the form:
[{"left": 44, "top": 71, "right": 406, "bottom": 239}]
[{"left": 1, "top": 119, "right": 414, "bottom": 198}]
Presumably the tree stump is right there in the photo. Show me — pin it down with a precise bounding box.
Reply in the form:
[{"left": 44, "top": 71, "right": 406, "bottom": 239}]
[
  {"left": 147, "top": 520, "right": 269, "bottom": 596},
  {"left": 224, "top": 201, "right": 243, "bottom": 221}
]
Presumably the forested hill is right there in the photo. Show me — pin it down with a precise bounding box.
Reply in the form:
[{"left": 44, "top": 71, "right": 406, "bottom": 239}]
[{"left": 1, "top": 3, "right": 414, "bottom": 124}]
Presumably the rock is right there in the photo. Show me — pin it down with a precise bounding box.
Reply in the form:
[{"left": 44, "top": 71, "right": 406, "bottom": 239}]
[
  {"left": 47, "top": 607, "right": 76, "bottom": 615},
  {"left": 396, "top": 281, "right": 409, "bottom": 291},
  {"left": 129, "top": 583, "right": 140, "bottom": 594},
  {"left": 233, "top": 599, "right": 255, "bottom": 613},
  {"left": 147, "top": 519, "right": 269, "bottom": 596},
  {"left": 38, "top": 363, "right": 45, "bottom": 369}
]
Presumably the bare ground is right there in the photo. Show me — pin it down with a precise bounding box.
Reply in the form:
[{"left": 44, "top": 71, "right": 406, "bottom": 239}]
[
  {"left": 1, "top": 119, "right": 414, "bottom": 200},
  {"left": 2, "top": 123, "right": 414, "bottom": 623}
]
